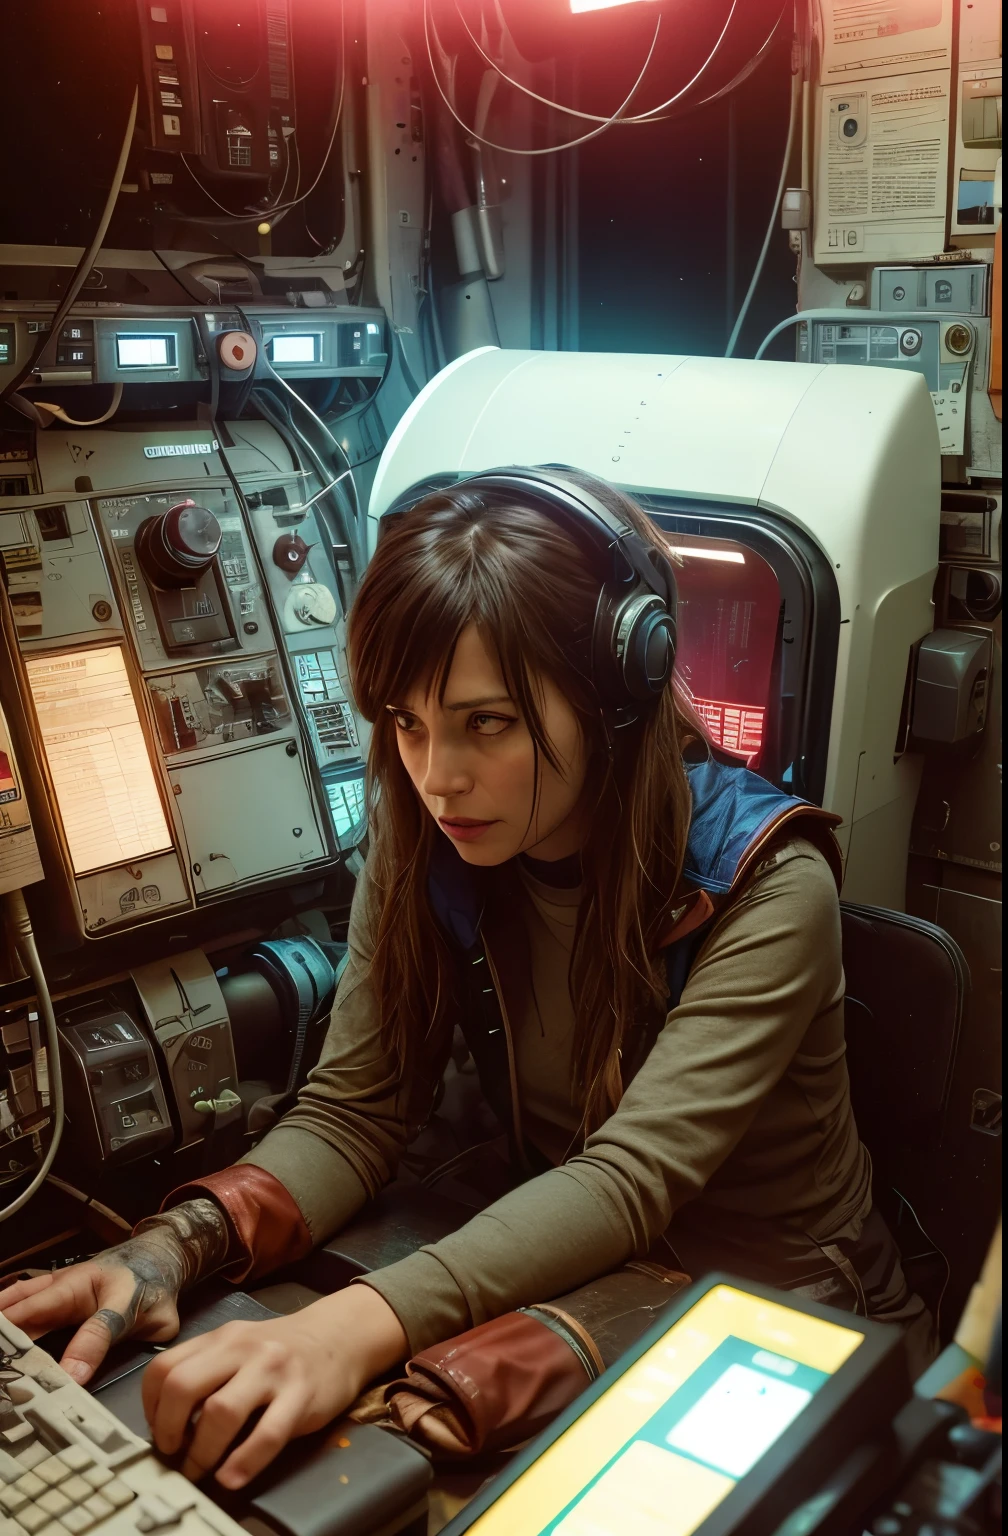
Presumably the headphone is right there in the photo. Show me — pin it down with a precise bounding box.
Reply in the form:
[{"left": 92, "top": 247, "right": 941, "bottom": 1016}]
[{"left": 385, "top": 466, "right": 678, "bottom": 722}]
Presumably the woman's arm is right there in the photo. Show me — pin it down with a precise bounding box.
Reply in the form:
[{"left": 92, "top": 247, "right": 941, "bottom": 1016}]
[
  {"left": 0, "top": 1199, "right": 230, "bottom": 1382},
  {"left": 159, "top": 858, "right": 427, "bottom": 1280},
  {"left": 356, "top": 840, "right": 845, "bottom": 1354}
]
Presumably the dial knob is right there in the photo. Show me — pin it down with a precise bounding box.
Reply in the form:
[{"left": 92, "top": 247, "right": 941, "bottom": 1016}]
[
  {"left": 273, "top": 532, "right": 313, "bottom": 574},
  {"left": 135, "top": 500, "right": 222, "bottom": 587}
]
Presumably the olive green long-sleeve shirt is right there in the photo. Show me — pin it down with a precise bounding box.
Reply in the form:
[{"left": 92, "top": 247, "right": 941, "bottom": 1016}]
[{"left": 242, "top": 836, "right": 871, "bottom": 1354}]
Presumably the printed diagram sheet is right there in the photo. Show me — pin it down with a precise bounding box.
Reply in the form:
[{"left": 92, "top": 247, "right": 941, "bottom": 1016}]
[
  {"left": 820, "top": 0, "right": 952, "bottom": 80},
  {"left": 814, "top": 71, "right": 950, "bottom": 261},
  {"left": 26, "top": 647, "right": 173, "bottom": 876}
]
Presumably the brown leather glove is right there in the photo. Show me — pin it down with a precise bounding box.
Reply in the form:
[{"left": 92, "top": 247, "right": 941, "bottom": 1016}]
[{"left": 384, "top": 1261, "right": 690, "bottom": 1460}]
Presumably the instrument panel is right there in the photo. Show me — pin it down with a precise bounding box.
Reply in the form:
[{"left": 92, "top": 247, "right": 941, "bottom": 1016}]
[
  {"left": 0, "top": 306, "right": 387, "bottom": 390},
  {"left": 0, "top": 422, "right": 367, "bottom": 939}
]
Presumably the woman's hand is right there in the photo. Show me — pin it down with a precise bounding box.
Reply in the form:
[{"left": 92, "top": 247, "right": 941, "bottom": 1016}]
[
  {"left": 0, "top": 1199, "right": 230, "bottom": 1385},
  {"left": 141, "top": 1285, "right": 408, "bottom": 1489}
]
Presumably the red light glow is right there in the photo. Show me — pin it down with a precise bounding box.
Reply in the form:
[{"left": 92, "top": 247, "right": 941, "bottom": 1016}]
[{"left": 569, "top": 0, "right": 656, "bottom": 12}]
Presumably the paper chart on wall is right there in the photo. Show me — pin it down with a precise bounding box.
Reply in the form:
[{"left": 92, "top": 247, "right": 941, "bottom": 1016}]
[
  {"left": 814, "top": 71, "right": 950, "bottom": 262},
  {"left": 820, "top": 0, "right": 953, "bottom": 81}
]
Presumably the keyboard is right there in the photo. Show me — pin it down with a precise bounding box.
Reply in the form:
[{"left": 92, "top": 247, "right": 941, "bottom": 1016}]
[{"left": 0, "top": 1308, "right": 246, "bottom": 1536}]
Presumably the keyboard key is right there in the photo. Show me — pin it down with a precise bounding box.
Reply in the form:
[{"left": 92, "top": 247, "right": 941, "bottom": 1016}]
[
  {"left": 58, "top": 1480, "right": 91, "bottom": 1507},
  {"left": 83, "top": 1496, "right": 113, "bottom": 1522},
  {"left": 36, "top": 1490, "right": 72, "bottom": 1517},
  {"left": 60, "top": 1511, "right": 95, "bottom": 1534},
  {"left": 36, "top": 1522, "right": 67, "bottom": 1536},
  {"left": 35, "top": 1492, "right": 71, "bottom": 1517},
  {"left": 17, "top": 1446, "right": 49, "bottom": 1472},
  {"left": 35, "top": 1460, "right": 72, "bottom": 1489},
  {"left": 100, "top": 1483, "right": 133, "bottom": 1511},
  {"left": 2, "top": 1517, "right": 26, "bottom": 1536},
  {"left": 56, "top": 1452, "right": 92, "bottom": 1477},
  {"left": 134, "top": 1494, "right": 183, "bottom": 1532},
  {"left": 16, "top": 1505, "right": 50, "bottom": 1533},
  {"left": 81, "top": 1472, "right": 111, "bottom": 1493},
  {"left": 0, "top": 1453, "right": 24, "bottom": 1485},
  {"left": 0, "top": 1488, "right": 28, "bottom": 1514},
  {"left": 13, "top": 1473, "right": 46, "bottom": 1500}
]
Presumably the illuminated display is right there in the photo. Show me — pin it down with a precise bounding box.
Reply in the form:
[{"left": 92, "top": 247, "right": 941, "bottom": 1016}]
[
  {"left": 26, "top": 647, "right": 173, "bottom": 876},
  {"left": 466, "top": 1285, "right": 862, "bottom": 1536},
  {"left": 0, "top": 324, "right": 13, "bottom": 367},
  {"left": 670, "top": 536, "right": 779, "bottom": 767},
  {"left": 271, "top": 334, "right": 318, "bottom": 363},
  {"left": 117, "top": 335, "right": 173, "bottom": 368}
]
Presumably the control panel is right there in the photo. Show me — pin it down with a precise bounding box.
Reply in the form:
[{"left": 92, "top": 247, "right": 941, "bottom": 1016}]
[
  {"left": 797, "top": 311, "right": 996, "bottom": 464},
  {"left": 0, "top": 307, "right": 387, "bottom": 391},
  {"left": 0, "top": 421, "right": 367, "bottom": 938}
]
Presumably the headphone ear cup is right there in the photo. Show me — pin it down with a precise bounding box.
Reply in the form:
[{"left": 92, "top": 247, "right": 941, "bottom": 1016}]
[
  {"left": 622, "top": 598, "right": 676, "bottom": 702},
  {"left": 637, "top": 608, "right": 676, "bottom": 696},
  {"left": 596, "top": 589, "right": 677, "bottom": 707}
]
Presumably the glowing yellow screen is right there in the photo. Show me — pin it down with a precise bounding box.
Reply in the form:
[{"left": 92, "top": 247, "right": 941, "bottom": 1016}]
[{"left": 465, "top": 1285, "right": 863, "bottom": 1536}]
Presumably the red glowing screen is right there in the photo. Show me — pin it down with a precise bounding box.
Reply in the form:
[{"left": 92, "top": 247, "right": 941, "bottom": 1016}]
[{"left": 669, "top": 536, "right": 781, "bottom": 768}]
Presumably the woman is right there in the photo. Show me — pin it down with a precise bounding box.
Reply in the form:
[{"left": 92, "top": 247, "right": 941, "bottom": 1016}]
[{"left": 0, "top": 469, "right": 929, "bottom": 1489}]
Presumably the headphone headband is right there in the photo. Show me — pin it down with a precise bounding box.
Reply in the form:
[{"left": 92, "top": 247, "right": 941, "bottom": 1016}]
[
  {"left": 458, "top": 466, "right": 675, "bottom": 610},
  {"left": 381, "top": 465, "right": 678, "bottom": 721}
]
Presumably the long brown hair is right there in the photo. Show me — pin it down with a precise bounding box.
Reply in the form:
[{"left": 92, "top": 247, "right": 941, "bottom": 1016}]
[{"left": 347, "top": 470, "right": 702, "bottom": 1134}]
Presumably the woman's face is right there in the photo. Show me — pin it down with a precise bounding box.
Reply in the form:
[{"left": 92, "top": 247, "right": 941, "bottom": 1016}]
[{"left": 389, "top": 621, "right": 590, "bottom": 866}]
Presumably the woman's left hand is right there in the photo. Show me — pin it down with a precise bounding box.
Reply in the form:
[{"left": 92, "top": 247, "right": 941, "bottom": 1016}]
[{"left": 140, "top": 1284, "right": 408, "bottom": 1489}]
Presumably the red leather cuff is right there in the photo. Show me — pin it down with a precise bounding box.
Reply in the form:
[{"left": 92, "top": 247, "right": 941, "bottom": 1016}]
[
  {"left": 160, "top": 1165, "right": 314, "bottom": 1284},
  {"left": 386, "top": 1311, "right": 593, "bottom": 1457}
]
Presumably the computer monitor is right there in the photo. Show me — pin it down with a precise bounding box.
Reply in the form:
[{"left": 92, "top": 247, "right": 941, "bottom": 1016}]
[{"left": 442, "top": 1275, "right": 911, "bottom": 1536}]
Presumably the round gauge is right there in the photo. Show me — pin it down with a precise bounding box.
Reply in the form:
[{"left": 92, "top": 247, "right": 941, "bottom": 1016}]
[
  {"left": 899, "top": 328, "right": 923, "bottom": 356},
  {"left": 285, "top": 582, "right": 338, "bottom": 629},
  {"left": 945, "top": 323, "right": 974, "bottom": 356}
]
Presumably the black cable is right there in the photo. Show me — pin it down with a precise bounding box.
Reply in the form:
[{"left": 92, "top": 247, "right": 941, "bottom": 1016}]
[
  {"left": 2, "top": 87, "right": 138, "bottom": 405},
  {"left": 249, "top": 384, "right": 361, "bottom": 581},
  {"left": 237, "top": 304, "right": 365, "bottom": 563}
]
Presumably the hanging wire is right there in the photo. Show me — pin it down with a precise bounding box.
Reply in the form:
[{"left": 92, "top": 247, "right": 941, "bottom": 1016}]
[
  {"left": 424, "top": 0, "right": 663, "bottom": 157},
  {"left": 452, "top": 0, "right": 755, "bottom": 128},
  {"left": 724, "top": 63, "right": 800, "bottom": 357},
  {"left": 183, "top": 128, "right": 299, "bottom": 223},
  {"left": 893, "top": 1185, "right": 952, "bottom": 1343}
]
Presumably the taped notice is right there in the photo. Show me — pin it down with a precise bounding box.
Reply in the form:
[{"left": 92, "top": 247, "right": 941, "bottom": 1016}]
[
  {"left": 821, "top": 0, "right": 952, "bottom": 81},
  {"left": 25, "top": 646, "right": 173, "bottom": 877},
  {"left": 814, "top": 72, "right": 950, "bottom": 263},
  {"left": 931, "top": 388, "right": 968, "bottom": 455},
  {"left": 0, "top": 703, "right": 44, "bottom": 896}
]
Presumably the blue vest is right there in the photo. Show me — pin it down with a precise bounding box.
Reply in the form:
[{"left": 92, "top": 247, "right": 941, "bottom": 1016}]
[{"left": 428, "top": 758, "right": 842, "bottom": 1146}]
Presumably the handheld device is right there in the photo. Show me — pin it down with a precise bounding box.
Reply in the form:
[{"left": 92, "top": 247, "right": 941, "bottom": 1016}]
[{"left": 441, "top": 1274, "right": 911, "bottom": 1536}]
